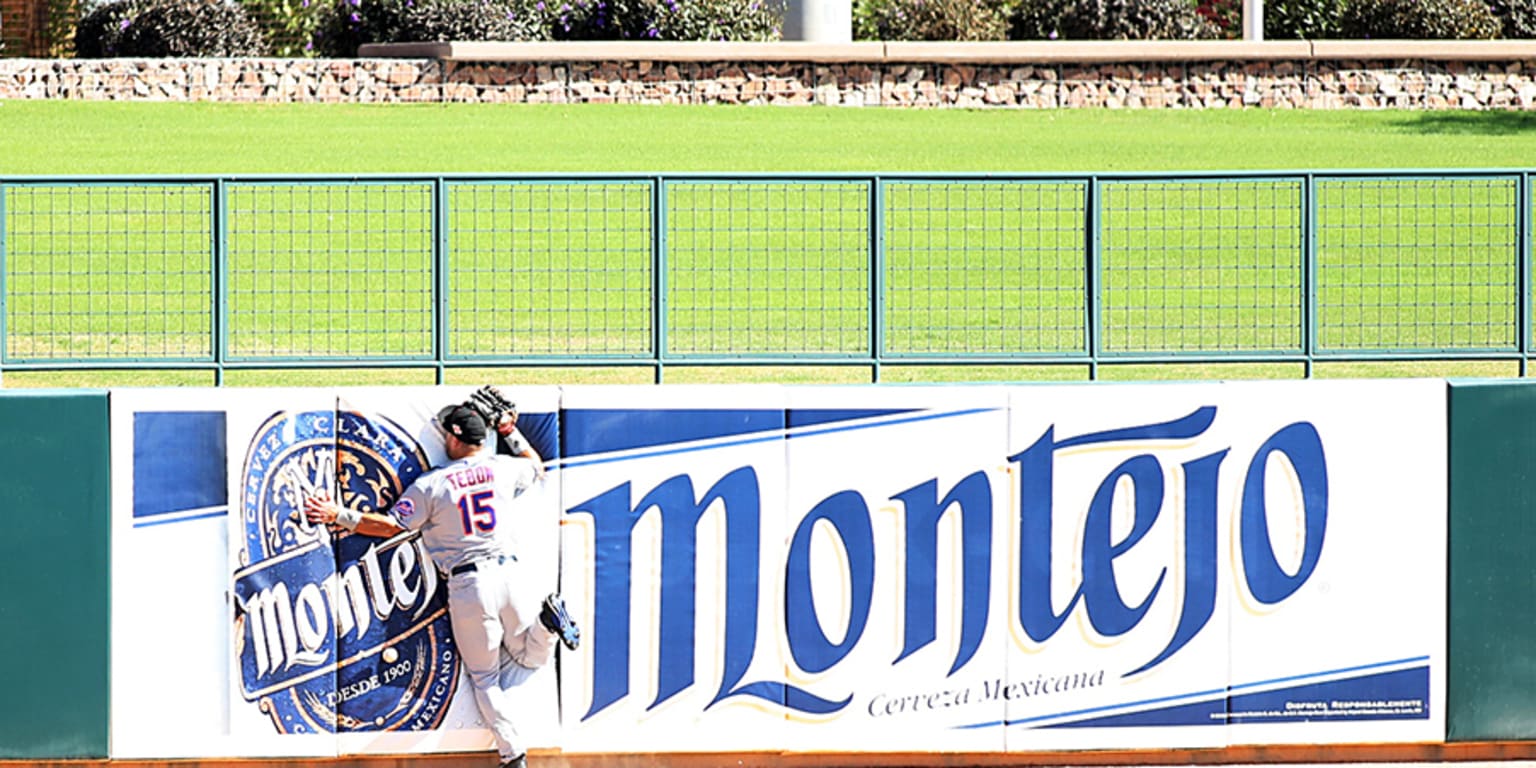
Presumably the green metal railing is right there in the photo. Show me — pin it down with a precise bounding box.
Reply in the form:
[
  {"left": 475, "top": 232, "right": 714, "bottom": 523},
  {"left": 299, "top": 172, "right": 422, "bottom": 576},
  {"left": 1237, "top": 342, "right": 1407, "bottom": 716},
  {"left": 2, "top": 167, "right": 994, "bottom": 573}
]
[{"left": 0, "top": 171, "right": 1528, "bottom": 383}]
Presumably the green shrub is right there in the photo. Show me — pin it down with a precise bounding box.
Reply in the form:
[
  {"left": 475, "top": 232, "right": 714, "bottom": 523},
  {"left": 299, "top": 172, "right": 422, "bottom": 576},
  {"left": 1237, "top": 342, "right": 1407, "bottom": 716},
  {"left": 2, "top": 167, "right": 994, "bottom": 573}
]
[
  {"left": 312, "top": 0, "right": 402, "bottom": 56},
  {"left": 1262, "top": 0, "right": 1343, "bottom": 38},
  {"left": 122, "top": 0, "right": 267, "bottom": 54},
  {"left": 77, "top": 0, "right": 147, "bottom": 56},
  {"left": 548, "top": 0, "right": 630, "bottom": 38},
  {"left": 242, "top": 0, "right": 331, "bottom": 55},
  {"left": 402, "top": 0, "right": 550, "bottom": 40},
  {"left": 1340, "top": 0, "right": 1500, "bottom": 38},
  {"left": 854, "top": 0, "right": 1011, "bottom": 41},
  {"left": 312, "top": 0, "right": 550, "bottom": 57},
  {"left": 77, "top": 0, "right": 267, "bottom": 56},
  {"left": 551, "top": 0, "right": 782, "bottom": 41},
  {"left": 1489, "top": 0, "right": 1536, "bottom": 37},
  {"left": 1010, "top": 0, "right": 1218, "bottom": 39},
  {"left": 657, "top": 0, "right": 781, "bottom": 39},
  {"left": 1007, "top": 0, "right": 1065, "bottom": 37}
]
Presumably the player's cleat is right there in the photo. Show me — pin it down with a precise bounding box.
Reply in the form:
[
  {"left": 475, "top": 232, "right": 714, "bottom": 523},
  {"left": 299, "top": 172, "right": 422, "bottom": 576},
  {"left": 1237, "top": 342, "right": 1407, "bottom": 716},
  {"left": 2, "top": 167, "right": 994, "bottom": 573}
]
[
  {"left": 500, "top": 753, "right": 527, "bottom": 768},
  {"left": 540, "top": 593, "right": 581, "bottom": 652}
]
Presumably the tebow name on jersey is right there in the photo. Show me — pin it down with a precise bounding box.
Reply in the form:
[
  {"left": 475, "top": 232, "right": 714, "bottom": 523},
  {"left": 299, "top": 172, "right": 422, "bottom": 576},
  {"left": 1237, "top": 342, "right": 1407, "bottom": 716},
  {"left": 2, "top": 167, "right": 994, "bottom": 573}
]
[{"left": 446, "top": 464, "right": 495, "bottom": 490}]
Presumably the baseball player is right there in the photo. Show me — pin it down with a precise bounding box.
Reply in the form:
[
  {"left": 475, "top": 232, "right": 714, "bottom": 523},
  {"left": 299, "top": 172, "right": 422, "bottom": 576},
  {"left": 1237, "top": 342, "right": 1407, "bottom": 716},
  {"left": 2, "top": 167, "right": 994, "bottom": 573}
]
[{"left": 304, "top": 390, "right": 579, "bottom": 768}]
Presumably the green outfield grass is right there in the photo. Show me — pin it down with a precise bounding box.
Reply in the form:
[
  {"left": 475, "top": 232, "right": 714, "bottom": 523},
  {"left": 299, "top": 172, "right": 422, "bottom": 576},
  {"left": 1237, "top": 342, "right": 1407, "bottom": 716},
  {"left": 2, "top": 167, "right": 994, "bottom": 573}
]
[
  {"left": 5, "top": 102, "right": 1536, "bottom": 174},
  {"left": 3, "top": 102, "right": 1535, "bottom": 387}
]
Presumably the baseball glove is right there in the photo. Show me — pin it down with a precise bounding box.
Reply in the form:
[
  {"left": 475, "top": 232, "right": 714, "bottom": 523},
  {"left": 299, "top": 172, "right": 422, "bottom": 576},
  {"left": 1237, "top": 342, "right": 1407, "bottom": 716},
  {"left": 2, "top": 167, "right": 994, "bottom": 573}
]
[{"left": 466, "top": 385, "right": 518, "bottom": 431}]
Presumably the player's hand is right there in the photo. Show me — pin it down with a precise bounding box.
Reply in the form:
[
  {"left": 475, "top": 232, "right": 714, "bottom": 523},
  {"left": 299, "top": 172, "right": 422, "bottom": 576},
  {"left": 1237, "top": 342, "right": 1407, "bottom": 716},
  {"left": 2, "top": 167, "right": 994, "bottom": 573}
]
[
  {"left": 304, "top": 495, "right": 339, "bottom": 525},
  {"left": 496, "top": 413, "right": 516, "bottom": 437}
]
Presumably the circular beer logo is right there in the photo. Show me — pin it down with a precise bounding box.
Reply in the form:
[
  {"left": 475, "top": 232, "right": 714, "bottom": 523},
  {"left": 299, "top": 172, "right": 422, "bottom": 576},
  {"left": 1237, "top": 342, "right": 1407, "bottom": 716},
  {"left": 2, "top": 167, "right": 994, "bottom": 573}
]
[{"left": 232, "top": 409, "right": 459, "bottom": 733}]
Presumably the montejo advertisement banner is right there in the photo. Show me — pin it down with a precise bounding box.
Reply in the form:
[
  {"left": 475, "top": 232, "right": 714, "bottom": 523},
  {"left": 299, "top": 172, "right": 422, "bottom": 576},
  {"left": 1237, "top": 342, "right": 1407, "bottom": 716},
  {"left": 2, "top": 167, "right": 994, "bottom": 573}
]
[{"left": 109, "top": 380, "right": 1446, "bottom": 758}]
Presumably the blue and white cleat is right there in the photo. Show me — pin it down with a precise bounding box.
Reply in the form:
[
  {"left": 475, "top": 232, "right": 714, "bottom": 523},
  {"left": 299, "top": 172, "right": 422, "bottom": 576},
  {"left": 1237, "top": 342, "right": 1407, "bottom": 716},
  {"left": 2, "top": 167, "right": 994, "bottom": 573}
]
[{"left": 540, "top": 593, "right": 581, "bottom": 652}]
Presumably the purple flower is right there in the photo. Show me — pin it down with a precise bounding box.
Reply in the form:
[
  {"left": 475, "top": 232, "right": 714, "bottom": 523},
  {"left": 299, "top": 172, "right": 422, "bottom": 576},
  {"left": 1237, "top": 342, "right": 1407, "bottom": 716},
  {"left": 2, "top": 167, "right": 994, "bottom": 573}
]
[
  {"left": 119, "top": 17, "right": 131, "bottom": 28},
  {"left": 535, "top": 1, "right": 544, "bottom": 8},
  {"left": 350, "top": 11, "right": 361, "bottom": 21},
  {"left": 646, "top": 26, "right": 657, "bottom": 36}
]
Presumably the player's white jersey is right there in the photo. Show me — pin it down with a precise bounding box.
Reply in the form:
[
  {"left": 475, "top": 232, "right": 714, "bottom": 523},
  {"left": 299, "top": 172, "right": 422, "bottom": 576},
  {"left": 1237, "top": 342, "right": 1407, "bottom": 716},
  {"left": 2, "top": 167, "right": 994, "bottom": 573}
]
[{"left": 387, "top": 451, "right": 536, "bottom": 574}]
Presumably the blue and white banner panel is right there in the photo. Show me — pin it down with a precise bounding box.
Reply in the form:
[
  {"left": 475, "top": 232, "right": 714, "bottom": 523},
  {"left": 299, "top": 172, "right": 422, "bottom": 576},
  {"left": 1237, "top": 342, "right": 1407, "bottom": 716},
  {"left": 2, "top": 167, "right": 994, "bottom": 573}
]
[
  {"left": 1222, "top": 380, "right": 1443, "bottom": 746},
  {"left": 112, "top": 387, "right": 336, "bottom": 760},
  {"left": 109, "top": 386, "right": 563, "bottom": 760},
  {"left": 993, "top": 380, "right": 1446, "bottom": 750},
  {"left": 557, "top": 385, "right": 792, "bottom": 753},
  {"left": 778, "top": 386, "right": 1012, "bottom": 753}
]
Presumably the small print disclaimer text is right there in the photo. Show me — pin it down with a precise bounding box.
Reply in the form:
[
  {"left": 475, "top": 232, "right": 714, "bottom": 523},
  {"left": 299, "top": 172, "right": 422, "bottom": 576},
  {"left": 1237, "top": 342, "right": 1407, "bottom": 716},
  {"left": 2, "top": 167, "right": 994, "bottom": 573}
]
[{"left": 1212, "top": 699, "right": 1426, "bottom": 721}]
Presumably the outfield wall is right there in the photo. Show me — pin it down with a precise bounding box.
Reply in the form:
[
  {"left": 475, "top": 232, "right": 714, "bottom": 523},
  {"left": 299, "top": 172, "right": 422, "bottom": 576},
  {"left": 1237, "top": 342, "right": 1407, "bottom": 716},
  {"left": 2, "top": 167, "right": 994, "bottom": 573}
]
[
  {"left": 0, "top": 390, "right": 110, "bottom": 759},
  {"left": 1447, "top": 380, "right": 1536, "bottom": 740},
  {"left": 7, "top": 41, "right": 1536, "bottom": 106},
  {"left": 3, "top": 379, "right": 1536, "bottom": 760}
]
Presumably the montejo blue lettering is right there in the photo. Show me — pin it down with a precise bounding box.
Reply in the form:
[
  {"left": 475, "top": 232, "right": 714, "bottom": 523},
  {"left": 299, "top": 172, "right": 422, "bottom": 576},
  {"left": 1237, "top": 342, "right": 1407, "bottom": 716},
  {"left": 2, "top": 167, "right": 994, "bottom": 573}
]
[
  {"left": 238, "top": 534, "right": 438, "bottom": 680},
  {"left": 566, "top": 406, "right": 1329, "bottom": 721}
]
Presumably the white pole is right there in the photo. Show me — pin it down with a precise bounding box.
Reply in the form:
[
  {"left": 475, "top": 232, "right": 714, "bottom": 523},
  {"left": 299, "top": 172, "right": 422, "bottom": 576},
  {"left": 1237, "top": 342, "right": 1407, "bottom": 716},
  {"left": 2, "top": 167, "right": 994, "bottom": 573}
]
[
  {"left": 1243, "top": 0, "right": 1264, "bottom": 40},
  {"left": 782, "top": 0, "right": 852, "bottom": 42}
]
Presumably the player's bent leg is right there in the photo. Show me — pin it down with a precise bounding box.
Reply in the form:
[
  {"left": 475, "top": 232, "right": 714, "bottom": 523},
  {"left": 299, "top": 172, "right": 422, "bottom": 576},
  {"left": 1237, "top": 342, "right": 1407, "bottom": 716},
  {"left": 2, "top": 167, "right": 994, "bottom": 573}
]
[
  {"left": 501, "top": 592, "right": 555, "bottom": 670},
  {"left": 496, "top": 645, "right": 541, "bottom": 689},
  {"left": 450, "top": 578, "right": 525, "bottom": 762}
]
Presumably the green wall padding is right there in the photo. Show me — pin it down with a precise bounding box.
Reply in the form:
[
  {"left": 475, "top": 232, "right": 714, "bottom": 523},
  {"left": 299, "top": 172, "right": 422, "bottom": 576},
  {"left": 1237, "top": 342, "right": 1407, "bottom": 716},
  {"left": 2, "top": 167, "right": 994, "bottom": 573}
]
[
  {"left": 0, "top": 390, "right": 110, "bottom": 758},
  {"left": 1448, "top": 380, "right": 1536, "bottom": 740}
]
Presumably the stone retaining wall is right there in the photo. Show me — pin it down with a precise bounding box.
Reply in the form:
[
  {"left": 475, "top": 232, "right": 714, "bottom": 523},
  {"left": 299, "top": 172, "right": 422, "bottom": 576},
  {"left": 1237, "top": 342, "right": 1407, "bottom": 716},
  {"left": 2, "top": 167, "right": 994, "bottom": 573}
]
[{"left": 4, "top": 41, "right": 1536, "bottom": 107}]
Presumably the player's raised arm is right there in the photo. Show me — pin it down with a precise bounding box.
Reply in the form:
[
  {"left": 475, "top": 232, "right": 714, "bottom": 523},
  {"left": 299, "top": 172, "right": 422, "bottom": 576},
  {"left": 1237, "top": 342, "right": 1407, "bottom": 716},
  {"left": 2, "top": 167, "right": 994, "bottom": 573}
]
[
  {"left": 303, "top": 495, "right": 406, "bottom": 538},
  {"left": 472, "top": 384, "right": 547, "bottom": 479}
]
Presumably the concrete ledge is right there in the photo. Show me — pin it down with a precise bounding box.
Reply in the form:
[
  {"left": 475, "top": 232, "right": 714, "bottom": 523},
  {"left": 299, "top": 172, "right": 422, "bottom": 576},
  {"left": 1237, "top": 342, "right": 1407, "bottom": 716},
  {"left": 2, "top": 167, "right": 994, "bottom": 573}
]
[
  {"left": 883, "top": 40, "right": 1314, "bottom": 62},
  {"left": 1308, "top": 39, "right": 1536, "bottom": 60},
  {"left": 359, "top": 38, "right": 1536, "bottom": 63}
]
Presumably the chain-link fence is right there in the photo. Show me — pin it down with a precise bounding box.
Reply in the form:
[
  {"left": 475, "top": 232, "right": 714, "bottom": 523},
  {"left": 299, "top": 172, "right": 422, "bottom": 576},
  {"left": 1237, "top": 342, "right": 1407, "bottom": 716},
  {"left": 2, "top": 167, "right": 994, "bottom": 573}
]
[{"left": 1, "top": 171, "right": 1527, "bottom": 383}]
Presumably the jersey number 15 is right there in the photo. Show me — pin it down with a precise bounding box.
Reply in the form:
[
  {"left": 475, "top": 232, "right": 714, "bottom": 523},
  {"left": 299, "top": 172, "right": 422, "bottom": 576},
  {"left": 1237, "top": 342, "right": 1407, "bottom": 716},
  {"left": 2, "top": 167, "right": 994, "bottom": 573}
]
[{"left": 457, "top": 490, "right": 497, "bottom": 535}]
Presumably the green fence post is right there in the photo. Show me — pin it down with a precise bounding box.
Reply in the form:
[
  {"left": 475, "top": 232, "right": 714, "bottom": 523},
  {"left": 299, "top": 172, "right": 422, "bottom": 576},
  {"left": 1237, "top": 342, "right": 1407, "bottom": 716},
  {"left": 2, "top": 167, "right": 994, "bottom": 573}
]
[
  {"left": 1302, "top": 172, "right": 1316, "bottom": 379},
  {"left": 869, "top": 176, "right": 884, "bottom": 384},
  {"left": 1520, "top": 172, "right": 1530, "bottom": 378},
  {"left": 212, "top": 179, "right": 226, "bottom": 386},
  {"left": 653, "top": 176, "right": 667, "bottom": 385},
  {"left": 1085, "top": 176, "right": 1100, "bottom": 381},
  {"left": 434, "top": 177, "right": 449, "bottom": 385},
  {"left": 1, "top": 181, "right": 7, "bottom": 389}
]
